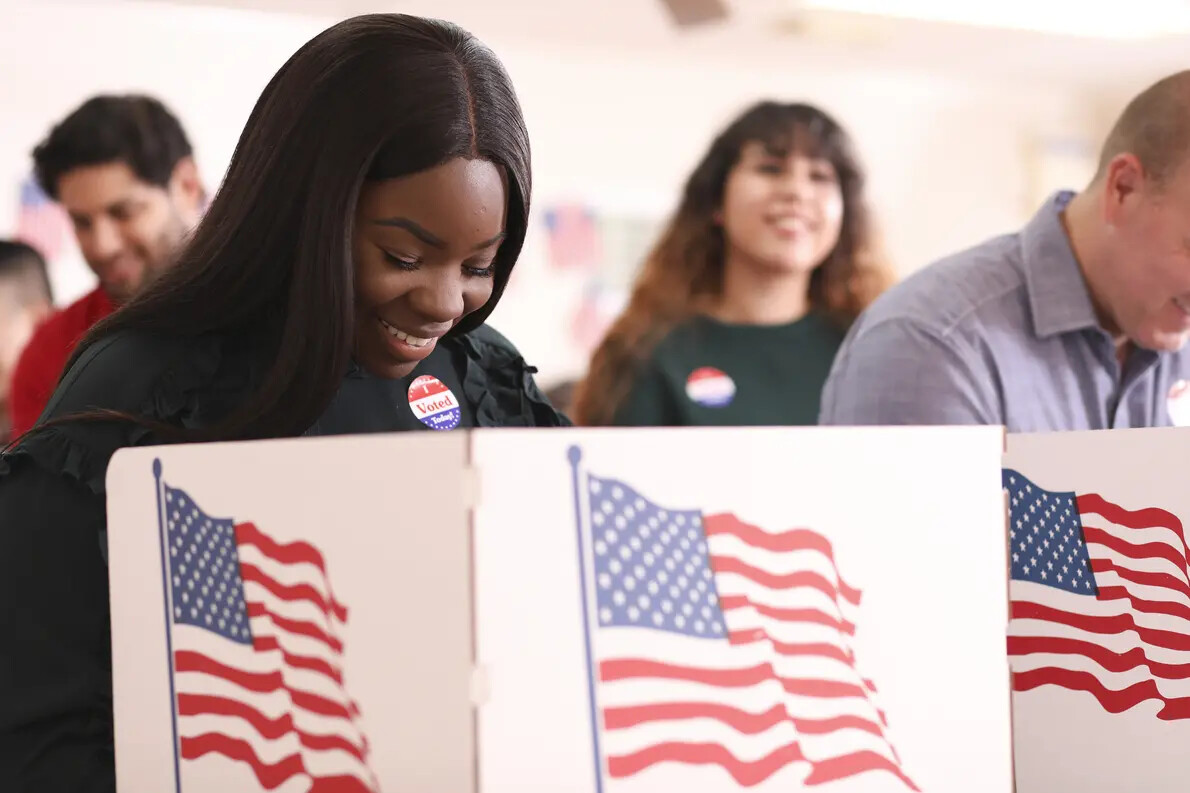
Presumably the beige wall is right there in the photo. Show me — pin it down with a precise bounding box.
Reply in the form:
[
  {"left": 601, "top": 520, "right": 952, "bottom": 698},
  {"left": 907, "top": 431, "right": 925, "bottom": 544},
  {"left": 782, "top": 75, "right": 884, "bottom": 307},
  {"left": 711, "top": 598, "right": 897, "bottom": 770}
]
[{"left": 0, "top": 0, "right": 1115, "bottom": 384}]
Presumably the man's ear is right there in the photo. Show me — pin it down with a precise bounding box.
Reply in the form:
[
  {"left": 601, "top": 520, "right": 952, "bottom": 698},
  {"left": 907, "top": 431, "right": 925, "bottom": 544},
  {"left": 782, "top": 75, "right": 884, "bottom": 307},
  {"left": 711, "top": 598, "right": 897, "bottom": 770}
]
[{"left": 169, "top": 156, "right": 205, "bottom": 219}]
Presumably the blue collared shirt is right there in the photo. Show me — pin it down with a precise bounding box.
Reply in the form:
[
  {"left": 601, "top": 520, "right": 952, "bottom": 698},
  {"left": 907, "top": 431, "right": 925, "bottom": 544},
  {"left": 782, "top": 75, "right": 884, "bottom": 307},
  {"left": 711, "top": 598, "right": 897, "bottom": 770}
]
[{"left": 819, "top": 192, "right": 1190, "bottom": 431}]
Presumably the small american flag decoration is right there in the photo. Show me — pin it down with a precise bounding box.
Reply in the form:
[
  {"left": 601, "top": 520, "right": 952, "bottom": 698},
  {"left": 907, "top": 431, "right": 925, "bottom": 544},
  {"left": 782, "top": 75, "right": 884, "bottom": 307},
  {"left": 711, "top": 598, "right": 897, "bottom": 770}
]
[
  {"left": 15, "top": 175, "right": 71, "bottom": 261},
  {"left": 544, "top": 202, "right": 601, "bottom": 271}
]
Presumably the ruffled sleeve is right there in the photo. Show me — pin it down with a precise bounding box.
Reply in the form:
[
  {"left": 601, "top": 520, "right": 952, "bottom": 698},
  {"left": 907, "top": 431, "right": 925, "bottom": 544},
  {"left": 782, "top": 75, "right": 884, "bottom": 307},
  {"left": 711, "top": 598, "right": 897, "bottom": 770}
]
[
  {"left": 0, "top": 331, "right": 236, "bottom": 495},
  {"left": 454, "top": 325, "right": 572, "bottom": 428}
]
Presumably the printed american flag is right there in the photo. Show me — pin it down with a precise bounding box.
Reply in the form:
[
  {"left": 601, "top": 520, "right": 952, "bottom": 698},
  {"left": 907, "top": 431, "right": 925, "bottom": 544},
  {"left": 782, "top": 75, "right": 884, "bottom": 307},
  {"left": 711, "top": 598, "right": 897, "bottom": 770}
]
[
  {"left": 1004, "top": 469, "right": 1190, "bottom": 719},
  {"left": 15, "top": 175, "right": 71, "bottom": 261},
  {"left": 544, "top": 203, "right": 601, "bottom": 271},
  {"left": 581, "top": 472, "right": 918, "bottom": 789},
  {"left": 162, "top": 483, "right": 378, "bottom": 791}
]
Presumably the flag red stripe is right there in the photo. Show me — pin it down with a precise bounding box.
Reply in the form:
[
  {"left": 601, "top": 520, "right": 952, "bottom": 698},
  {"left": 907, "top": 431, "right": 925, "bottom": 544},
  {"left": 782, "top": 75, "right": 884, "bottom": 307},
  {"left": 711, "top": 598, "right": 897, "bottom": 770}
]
[
  {"left": 1009, "top": 634, "right": 1190, "bottom": 679},
  {"left": 600, "top": 658, "right": 870, "bottom": 699},
  {"left": 181, "top": 732, "right": 375, "bottom": 791},
  {"left": 177, "top": 693, "right": 366, "bottom": 760},
  {"left": 711, "top": 555, "right": 858, "bottom": 608},
  {"left": 307, "top": 776, "right": 376, "bottom": 793},
  {"left": 729, "top": 632, "right": 855, "bottom": 665},
  {"left": 249, "top": 638, "right": 360, "bottom": 719},
  {"left": 254, "top": 635, "right": 342, "bottom": 685},
  {"left": 804, "top": 749, "right": 922, "bottom": 791},
  {"left": 180, "top": 732, "right": 306, "bottom": 790},
  {"left": 241, "top": 562, "right": 349, "bottom": 622},
  {"left": 1096, "top": 585, "right": 1190, "bottom": 622},
  {"left": 603, "top": 701, "right": 887, "bottom": 738},
  {"left": 1013, "top": 667, "right": 1190, "bottom": 720},
  {"left": 796, "top": 713, "right": 888, "bottom": 735},
  {"left": 786, "top": 677, "right": 868, "bottom": 698},
  {"left": 604, "top": 702, "right": 786, "bottom": 733},
  {"left": 247, "top": 601, "right": 344, "bottom": 653},
  {"left": 1082, "top": 526, "right": 1190, "bottom": 583},
  {"left": 719, "top": 594, "right": 856, "bottom": 635},
  {"left": 175, "top": 650, "right": 355, "bottom": 721},
  {"left": 1077, "top": 494, "right": 1185, "bottom": 538},
  {"left": 1010, "top": 600, "right": 1190, "bottom": 651},
  {"left": 607, "top": 740, "right": 807, "bottom": 786},
  {"left": 235, "top": 523, "right": 343, "bottom": 603},
  {"left": 703, "top": 515, "right": 863, "bottom": 604},
  {"left": 726, "top": 628, "right": 875, "bottom": 696},
  {"left": 1089, "top": 558, "right": 1190, "bottom": 601}
]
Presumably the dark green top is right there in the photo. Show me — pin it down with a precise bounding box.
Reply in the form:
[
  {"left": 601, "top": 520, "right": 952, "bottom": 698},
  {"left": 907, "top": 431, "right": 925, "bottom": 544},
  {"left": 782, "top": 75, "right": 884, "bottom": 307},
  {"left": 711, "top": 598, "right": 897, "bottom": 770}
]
[{"left": 612, "top": 312, "right": 845, "bottom": 427}]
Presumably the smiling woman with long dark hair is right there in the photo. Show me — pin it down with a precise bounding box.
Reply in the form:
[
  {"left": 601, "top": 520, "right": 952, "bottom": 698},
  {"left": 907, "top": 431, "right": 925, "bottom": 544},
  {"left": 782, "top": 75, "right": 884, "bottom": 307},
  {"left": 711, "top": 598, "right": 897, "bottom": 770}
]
[{"left": 0, "top": 14, "right": 565, "bottom": 791}]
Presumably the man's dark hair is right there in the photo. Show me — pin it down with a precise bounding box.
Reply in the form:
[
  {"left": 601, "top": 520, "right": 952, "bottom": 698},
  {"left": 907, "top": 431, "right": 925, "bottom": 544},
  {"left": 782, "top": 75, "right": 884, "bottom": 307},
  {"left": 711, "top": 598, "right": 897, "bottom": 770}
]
[
  {"left": 32, "top": 94, "right": 193, "bottom": 199},
  {"left": 0, "top": 240, "right": 53, "bottom": 305}
]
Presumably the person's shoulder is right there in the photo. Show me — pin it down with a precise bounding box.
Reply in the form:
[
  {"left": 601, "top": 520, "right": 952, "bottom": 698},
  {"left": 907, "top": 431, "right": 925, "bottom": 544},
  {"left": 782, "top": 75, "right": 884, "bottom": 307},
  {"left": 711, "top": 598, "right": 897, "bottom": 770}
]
[
  {"left": 463, "top": 323, "right": 520, "bottom": 356},
  {"left": 29, "top": 287, "right": 110, "bottom": 347},
  {"left": 858, "top": 231, "right": 1028, "bottom": 339},
  {"left": 640, "top": 318, "right": 705, "bottom": 363},
  {"left": 451, "top": 324, "right": 571, "bottom": 427},
  {"left": 3, "top": 330, "right": 196, "bottom": 494},
  {"left": 39, "top": 330, "right": 195, "bottom": 421},
  {"left": 3, "top": 329, "right": 227, "bottom": 494}
]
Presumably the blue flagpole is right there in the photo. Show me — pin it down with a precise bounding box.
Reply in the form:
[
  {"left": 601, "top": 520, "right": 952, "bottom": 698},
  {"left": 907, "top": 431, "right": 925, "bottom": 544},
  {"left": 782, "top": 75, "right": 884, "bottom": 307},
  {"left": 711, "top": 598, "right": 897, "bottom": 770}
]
[
  {"left": 153, "top": 459, "right": 183, "bottom": 793},
  {"left": 567, "top": 445, "right": 605, "bottom": 793}
]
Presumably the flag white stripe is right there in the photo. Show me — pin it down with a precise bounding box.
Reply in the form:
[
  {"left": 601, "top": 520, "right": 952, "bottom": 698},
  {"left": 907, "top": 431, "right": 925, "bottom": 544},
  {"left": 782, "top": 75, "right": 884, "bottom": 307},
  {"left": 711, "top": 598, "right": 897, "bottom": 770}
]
[
  {"left": 1010, "top": 613, "right": 1190, "bottom": 664},
  {"left": 1090, "top": 544, "right": 1189, "bottom": 591},
  {"left": 1009, "top": 650, "right": 1190, "bottom": 697},
  {"left": 245, "top": 581, "right": 348, "bottom": 648},
  {"left": 238, "top": 543, "right": 341, "bottom": 605},
  {"left": 600, "top": 676, "right": 890, "bottom": 723},
  {"left": 713, "top": 572, "right": 856, "bottom": 623}
]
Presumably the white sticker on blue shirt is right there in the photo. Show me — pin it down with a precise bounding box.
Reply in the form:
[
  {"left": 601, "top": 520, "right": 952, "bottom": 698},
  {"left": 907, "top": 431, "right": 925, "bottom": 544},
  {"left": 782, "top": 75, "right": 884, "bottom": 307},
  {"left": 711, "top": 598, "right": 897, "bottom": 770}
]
[
  {"left": 685, "top": 366, "right": 736, "bottom": 408},
  {"left": 1168, "top": 379, "right": 1190, "bottom": 427}
]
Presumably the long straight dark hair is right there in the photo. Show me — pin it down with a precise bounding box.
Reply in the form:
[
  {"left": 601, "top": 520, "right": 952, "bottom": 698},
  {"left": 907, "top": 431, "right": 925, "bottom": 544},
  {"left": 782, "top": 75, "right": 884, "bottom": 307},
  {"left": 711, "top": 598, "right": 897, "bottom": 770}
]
[{"left": 58, "top": 13, "right": 531, "bottom": 441}]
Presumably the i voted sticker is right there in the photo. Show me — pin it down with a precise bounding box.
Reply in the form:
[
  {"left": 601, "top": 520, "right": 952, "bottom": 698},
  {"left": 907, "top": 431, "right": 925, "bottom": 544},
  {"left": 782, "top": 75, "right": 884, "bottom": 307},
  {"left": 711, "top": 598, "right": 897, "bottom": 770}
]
[
  {"left": 1168, "top": 379, "right": 1190, "bottom": 427},
  {"left": 685, "top": 366, "right": 736, "bottom": 408},
  {"left": 408, "top": 375, "right": 461, "bottom": 430}
]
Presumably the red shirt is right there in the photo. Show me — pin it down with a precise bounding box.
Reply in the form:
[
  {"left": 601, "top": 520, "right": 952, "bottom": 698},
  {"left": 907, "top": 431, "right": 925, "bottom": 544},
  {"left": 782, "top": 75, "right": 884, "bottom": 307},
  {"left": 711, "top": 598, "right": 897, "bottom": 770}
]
[{"left": 9, "top": 286, "right": 114, "bottom": 438}]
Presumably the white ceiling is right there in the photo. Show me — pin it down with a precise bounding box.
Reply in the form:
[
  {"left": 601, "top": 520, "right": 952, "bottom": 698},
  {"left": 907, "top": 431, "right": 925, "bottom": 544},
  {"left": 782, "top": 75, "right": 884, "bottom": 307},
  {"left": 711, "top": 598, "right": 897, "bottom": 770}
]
[{"left": 123, "top": 0, "right": 1190, "bottom": 97}]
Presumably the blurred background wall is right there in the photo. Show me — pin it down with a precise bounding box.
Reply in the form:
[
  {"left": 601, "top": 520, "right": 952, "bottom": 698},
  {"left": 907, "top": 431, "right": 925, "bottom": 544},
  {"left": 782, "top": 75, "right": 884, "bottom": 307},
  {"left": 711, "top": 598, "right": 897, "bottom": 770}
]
[{"left": 1, "top": 0, "right": 1185, "bottom": 387}]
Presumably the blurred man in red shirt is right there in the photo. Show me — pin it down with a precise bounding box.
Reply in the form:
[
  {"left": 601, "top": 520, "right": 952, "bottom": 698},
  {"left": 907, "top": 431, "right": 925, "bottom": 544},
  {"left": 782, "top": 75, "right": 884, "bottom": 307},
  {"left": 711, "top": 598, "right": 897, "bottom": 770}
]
[
  {"left": 9, "top": 95, "right": 204, "bottom": 438},
  {"left": 0, "top": 241, "right": 53, "bottom": 445}
]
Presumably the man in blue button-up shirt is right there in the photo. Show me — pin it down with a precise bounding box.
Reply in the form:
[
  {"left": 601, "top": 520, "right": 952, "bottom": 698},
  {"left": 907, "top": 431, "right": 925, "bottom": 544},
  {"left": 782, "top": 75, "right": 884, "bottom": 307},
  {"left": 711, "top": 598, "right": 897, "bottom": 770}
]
[{"left": 820, "top": 71, "right": 1190, "bottom": 432}]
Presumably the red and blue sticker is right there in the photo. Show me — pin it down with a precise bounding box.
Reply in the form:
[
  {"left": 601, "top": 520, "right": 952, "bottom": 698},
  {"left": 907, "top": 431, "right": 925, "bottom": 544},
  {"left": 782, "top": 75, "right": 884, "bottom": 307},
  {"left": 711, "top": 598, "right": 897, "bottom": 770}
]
[
  {"left": 685, "top": 366, "right": 736, "bottom": 408},
  {"left": 408, "top": 375, "right": 461, "bottom": 430}
]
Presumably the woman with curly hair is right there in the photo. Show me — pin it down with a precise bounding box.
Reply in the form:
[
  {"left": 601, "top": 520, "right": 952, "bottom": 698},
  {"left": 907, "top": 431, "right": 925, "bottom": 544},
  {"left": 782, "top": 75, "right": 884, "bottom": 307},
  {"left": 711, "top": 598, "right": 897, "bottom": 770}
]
[{"left": 573, "top": 101, "right": 893, "bottom": 427}]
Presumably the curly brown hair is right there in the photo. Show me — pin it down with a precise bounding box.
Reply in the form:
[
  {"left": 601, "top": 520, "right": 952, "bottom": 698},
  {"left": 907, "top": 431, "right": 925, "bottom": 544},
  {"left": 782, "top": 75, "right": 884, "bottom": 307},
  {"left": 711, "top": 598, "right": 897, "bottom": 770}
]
[{"left": 572, "top": 101, "right": 893, "bottom": 425}]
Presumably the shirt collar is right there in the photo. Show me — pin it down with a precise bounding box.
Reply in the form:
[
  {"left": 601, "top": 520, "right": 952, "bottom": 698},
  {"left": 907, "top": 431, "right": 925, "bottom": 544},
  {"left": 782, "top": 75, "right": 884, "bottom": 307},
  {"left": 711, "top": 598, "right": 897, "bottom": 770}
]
[{"left": 1021, "top": 190, "right": 1102, "bottom": 339}]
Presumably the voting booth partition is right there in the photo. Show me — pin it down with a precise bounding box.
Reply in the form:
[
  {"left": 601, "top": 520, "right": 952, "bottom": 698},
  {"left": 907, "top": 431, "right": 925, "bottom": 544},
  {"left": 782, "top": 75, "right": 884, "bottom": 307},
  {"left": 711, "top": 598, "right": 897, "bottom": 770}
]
[
  {"left": 1003, "top": 428, "right": 1190, "bottom": 792},
  {"left": 105, "top": 423, "right": 1190, "bottom": 792}
]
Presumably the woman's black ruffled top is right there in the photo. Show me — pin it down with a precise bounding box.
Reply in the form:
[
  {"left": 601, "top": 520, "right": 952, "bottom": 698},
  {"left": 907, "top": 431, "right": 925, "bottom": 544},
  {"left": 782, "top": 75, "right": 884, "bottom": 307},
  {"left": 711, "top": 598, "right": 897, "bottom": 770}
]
[{"left": 0, "top": 323, "right": 568, "bottom": 792}]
